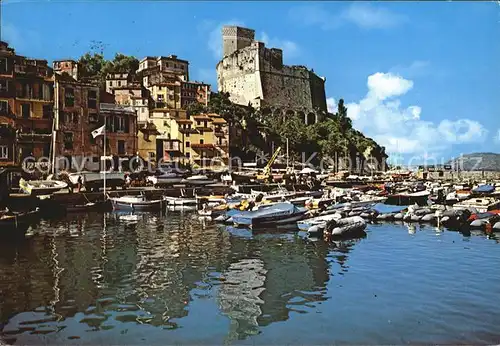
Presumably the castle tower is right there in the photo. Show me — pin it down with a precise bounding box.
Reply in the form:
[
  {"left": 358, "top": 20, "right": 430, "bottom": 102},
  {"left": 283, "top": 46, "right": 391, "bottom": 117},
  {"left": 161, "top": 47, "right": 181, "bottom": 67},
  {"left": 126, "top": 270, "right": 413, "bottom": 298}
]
[{"left": 222, "top": 26, "right": 255, "bottom": 58}]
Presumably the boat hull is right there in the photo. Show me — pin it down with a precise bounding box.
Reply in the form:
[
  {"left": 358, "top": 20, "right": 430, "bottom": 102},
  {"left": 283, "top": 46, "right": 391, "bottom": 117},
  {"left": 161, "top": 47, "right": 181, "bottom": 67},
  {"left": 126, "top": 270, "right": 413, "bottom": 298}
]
[
  {"left": 0, "top": 210, "right": 40, "bottom": 237},
  {"left": 110, "top": 198, "right": 164, "bottom": 211}
]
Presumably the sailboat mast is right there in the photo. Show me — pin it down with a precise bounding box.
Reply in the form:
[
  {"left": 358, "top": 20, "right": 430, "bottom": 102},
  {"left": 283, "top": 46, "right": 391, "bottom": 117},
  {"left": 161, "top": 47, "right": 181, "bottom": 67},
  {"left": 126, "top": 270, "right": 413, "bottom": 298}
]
[
  {"left": 103, "top": 115, "right": 106, "bottom": 197},
  {"left": 51, "top": 76, "right": 59, "bottom": 175}
]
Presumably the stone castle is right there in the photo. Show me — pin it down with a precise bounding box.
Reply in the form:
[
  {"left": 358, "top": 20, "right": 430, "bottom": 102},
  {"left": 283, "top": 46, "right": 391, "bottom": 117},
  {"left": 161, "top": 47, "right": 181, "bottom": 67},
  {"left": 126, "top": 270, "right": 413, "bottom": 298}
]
[{"left": 216, "top": 26, "right": 327, "bottom": 125}]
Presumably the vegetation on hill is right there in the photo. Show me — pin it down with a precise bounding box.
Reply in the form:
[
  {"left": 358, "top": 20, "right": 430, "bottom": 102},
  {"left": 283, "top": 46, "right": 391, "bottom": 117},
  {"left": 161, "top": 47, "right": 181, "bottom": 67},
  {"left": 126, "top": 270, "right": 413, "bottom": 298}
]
[
  {"left": 188, "top": 93, "right": 387, "bottom": 170},
  {"left": 76, "top": 49, "right": 387, "bottom": 171},
  {"left": 78, "top": 51, "right": 139, "bottom": 86},
  {"left": 447, "top": 153, "right": 500, "bottom": 171}
]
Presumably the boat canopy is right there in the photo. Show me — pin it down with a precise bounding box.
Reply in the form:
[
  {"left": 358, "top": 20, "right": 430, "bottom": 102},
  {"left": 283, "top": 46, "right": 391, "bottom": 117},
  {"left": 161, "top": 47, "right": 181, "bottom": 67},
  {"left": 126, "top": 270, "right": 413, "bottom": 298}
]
[{"left": 473, "top": 184, "right": 495, "bottom": 194}]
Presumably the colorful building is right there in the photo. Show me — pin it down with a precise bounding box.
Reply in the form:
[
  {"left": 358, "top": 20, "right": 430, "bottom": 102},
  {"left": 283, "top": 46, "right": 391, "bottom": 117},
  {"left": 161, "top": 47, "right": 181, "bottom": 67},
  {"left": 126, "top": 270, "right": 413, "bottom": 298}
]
[
  {"left": 151, "top": 111, "right": 229, "bottom": 169},
  {"left": 0, "top": 41, "right": 54, "bottom": 167},
  {"left": 52, "top": 62, "right": 100, "bottom": 170},
  {"left": 137, "top": 121, "right": 159, "bottom": 164}
]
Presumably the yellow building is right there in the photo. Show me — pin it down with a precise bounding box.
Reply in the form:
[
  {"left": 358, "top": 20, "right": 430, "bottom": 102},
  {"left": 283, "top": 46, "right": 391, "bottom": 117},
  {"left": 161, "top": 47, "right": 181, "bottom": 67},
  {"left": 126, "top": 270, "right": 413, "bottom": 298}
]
[
  {"left": 143, "top": 110, "right": 229, "bottom": 169},
  {"left": 137, "top": 121, "right": 160, "bottom": 164}
]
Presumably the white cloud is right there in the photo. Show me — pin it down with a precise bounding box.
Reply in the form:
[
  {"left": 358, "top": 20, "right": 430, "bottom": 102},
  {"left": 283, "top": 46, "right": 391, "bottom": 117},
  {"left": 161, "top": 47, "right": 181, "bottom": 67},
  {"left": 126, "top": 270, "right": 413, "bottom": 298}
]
[
  {"left": 341, "top": 3, "right": 407, "bottom": 29},
  {"left": 495, "top": 129, "right": 500, "bottom": 143},
  {"left": 327, "top": 97, "right": 337, "bottom": 113},
  {"left": 366, "top": 72, "right": 413, "bottom": 100},
  {"left": 289, "top": 3, "right": 407, "bottom": 30},
  {"left": 260, "top": 32, "right": 300, "bottom": 59},
  {"left": 346, "top": 72, "right": 488, "bottom": 156}
]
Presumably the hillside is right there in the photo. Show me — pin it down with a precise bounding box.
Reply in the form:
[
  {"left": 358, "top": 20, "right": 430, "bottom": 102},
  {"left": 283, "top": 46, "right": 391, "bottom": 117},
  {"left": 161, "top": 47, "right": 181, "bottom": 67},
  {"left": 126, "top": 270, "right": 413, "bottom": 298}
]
[{"left": 447, "top": 153, "right": 500, "bottom": 171}]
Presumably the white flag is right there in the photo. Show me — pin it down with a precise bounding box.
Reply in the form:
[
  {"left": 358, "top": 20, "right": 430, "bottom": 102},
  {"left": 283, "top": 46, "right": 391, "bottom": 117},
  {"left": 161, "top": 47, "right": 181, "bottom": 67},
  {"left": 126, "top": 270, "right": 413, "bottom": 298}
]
[{"left": 92, "top": 124, "right": 106, "bottom": 138}]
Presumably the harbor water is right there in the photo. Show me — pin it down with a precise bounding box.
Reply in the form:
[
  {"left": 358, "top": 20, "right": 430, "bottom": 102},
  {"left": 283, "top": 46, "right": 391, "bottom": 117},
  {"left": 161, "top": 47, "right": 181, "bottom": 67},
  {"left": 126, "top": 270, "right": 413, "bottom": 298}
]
[{"left": 1, "top": 212, "right": 500, "bottom": 345}]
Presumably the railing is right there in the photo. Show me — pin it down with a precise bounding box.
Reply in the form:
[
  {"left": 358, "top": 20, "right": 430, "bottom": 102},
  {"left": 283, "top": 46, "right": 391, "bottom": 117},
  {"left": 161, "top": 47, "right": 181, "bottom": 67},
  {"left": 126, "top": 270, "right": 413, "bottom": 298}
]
[
  {"left": 164, "top": 141, "right": 181, "bottom": 151},
  {"left": 14, "top": 65, "right": 50, "bottom": 77}
]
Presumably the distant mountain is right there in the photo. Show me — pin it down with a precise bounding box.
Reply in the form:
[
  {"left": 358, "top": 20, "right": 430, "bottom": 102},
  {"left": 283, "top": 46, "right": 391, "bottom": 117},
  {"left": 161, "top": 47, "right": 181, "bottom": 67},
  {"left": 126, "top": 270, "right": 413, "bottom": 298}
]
[{"left": 447, "top": 152, "right": 500, "bottom": 171}]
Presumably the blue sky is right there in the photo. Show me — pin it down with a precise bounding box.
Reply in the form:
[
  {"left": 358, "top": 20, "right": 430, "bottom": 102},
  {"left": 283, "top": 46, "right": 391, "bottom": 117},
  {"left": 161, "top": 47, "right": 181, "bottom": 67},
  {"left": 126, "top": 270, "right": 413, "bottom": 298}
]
[{"left": 1, "top": 0, "right": 498, "bottom": 163}]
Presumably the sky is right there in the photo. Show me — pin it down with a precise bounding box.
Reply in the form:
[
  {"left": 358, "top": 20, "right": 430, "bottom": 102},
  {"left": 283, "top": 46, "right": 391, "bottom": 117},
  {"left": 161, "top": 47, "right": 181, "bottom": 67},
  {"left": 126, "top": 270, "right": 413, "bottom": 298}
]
[{"left": 1, "top": 0, "right": 498, "bottom": 164}]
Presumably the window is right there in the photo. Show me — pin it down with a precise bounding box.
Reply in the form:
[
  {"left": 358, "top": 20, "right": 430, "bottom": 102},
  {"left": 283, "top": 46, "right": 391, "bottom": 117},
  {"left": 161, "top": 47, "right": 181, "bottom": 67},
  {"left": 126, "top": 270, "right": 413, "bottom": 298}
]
[
  {"left": 181, "top": 65, "right": 185, "bottom": 70},
  {"left": 63, "top": 132, "right": 73, "bottom": 150},
  {"left": 89, "top": 113, "right": 98, "bottom": 123},
  {"left": 65, "top": 87, "right": 74, "bottom": 107},
  {"left": 21, "top": 104, "right": 30, "bottom": 119},
  {"left": 116, "top": 116, "right": 126, "bottom": 132},
  {"left": 158, "top": 86, "right": 162, "bottom": 90},
  {"left": 186, "top": 152, "right": 190, "bottom": 159},
  {"left": 0, "top": 101, "right": 8, "bottom": 114},
  {"left": 186, "top": 141, "right": 190, "bottom": 148},
  {"left": 149, "top": 152, "right": 156, "bottom": 159},
  {"left": 197, "top": 120, "right": 201, "bottom": 126},
  {"left": 88, "top": 90, "right": 97, "bottom": 109},
  {"left": 185, "top": 132, "right": 190, "bottom": 138},
  {"left": 118, "top": 140, "right": 125, "bottom": 155},
  {"left": 200, "top": 139, "right": 204, "bottom": 144},
  {"left": 0, "top": 145, "right": 8, "bottom": 159},
  {"left": 42, "top": 84, "right": 51, "bottom": 101},
  {"left": 118, "top": 81, "right": 121, "bottom": 87},
  {"left": 42, "top": 105, "right": 52, "bottom": 119},
  {"left": 0, "top": 80, "right": 8, "bottom": 92},
  {"left": 0, "top": 58, "right": 7, "bottom": 73}
]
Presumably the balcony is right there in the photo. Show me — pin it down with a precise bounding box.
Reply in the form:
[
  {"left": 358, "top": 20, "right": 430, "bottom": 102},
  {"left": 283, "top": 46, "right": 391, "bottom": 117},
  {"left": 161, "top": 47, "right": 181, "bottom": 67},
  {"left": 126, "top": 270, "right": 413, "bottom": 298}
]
[
  {"left": 14, "top": 64, "right": 50, "bottom": 78},
  {"left": 163, "top": 140, "right": 182, "bottom": 152},
  {"left": 16, "top": 129, "right": 52, "bottom": 143},
  {"left": 191, "top": 143, "right": 215, "bottom": 151}
]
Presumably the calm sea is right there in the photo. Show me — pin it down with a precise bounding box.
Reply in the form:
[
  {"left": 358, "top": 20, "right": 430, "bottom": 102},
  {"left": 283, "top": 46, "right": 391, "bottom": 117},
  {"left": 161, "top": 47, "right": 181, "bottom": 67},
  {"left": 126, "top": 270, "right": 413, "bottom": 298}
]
[{"left": 0, "top": 211, "right": 499, "bottom": 345}]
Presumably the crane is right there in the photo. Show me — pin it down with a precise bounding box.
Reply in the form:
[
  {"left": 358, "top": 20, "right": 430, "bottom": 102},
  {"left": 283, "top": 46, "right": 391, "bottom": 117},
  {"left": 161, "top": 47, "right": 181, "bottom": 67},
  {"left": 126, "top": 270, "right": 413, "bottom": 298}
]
[{"left": 257, "top": 147, "right": 282, "bottom": 182}]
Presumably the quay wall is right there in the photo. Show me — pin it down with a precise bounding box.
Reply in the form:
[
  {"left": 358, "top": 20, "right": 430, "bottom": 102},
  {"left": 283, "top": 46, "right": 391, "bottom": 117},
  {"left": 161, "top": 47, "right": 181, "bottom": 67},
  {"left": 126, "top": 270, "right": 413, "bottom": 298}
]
[{"left": 418, "top": 171, "right": 500, "bottom": 181}]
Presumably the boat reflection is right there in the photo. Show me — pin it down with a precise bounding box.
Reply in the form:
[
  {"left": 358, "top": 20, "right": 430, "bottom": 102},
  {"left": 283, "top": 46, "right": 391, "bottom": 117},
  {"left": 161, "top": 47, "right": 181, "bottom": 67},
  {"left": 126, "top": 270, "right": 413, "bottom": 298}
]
[{"left": 0, "top": 211, "right": 358, "bottom": 343}]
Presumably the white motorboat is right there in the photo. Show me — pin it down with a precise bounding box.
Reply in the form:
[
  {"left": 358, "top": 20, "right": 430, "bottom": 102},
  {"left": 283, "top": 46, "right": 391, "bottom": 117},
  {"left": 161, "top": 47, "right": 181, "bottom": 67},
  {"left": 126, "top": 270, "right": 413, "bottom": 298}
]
[
  {"left": 231, "top": 202, "right": 308, "bottom": 229},
  {"left": 297, "top": 213, "right": 342, "bottom": 231},
  {"left": 68, "top": 171, "right": 125, "bottom": 190},
  {"left": 164, "top": 196, "right": 197, "bottom": 206},
  {"left": 109, "top": 195, "right": 164, "bottom": 211},
  {"left": 19, "top": 178, "right": 68, "bottom": 196},
  {"left": 146, "top": 172, "right": 184, "bottom": 186},
  {"left": 180, "top": 175, "right": 218, "bottom": 186},
  {"left": 453, "top": 197, "right": 500, "bottom": 213}
]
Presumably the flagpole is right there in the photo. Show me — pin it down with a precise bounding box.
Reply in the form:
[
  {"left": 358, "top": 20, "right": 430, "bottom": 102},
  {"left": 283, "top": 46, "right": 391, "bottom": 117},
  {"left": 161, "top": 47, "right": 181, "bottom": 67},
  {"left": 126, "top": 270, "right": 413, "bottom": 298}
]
[{"left": 103, "top": 115, "right": 106, "bottom": 198}]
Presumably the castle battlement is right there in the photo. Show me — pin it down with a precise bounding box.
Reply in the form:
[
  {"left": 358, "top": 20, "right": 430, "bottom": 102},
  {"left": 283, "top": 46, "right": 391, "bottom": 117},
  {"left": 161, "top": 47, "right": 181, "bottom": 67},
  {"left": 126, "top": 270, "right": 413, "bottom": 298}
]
[{"left": 217, "top": 25, "right": 327, "bottom": 124}]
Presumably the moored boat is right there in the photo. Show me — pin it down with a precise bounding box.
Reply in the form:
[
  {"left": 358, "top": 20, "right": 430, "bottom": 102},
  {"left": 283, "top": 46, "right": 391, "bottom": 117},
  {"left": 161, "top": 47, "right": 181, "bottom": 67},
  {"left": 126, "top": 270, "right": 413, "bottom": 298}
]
[
  {"left": 146, "top": 172, "right": 184, "bottom": 186},
  {"left": 109, "top": 195, "right": 164, "bottom": 211},
  {"left": 19, "top": 178, "right": 68, "bottom": 196},
  {"left": 231, "top": 202, "right": 307, "bottom": 229},
  {"left": 180, "top": 175, "right": 218, "bottom": 186},
  {"left": 69, "top": 171, "right": 125, "bottom": 191},
  {"left": 454, "top": 197, "right": 500, "bottom": 213},
  {"left": 0, "top": 209, "right": 40, "bottom": 236}
]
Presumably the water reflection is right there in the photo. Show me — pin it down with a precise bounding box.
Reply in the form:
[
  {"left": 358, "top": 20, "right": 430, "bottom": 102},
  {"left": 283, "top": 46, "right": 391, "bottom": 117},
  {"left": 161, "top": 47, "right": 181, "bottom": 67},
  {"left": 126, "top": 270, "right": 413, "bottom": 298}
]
[{"left": 1, "top": 212, "right": 498, "bottom": 344}]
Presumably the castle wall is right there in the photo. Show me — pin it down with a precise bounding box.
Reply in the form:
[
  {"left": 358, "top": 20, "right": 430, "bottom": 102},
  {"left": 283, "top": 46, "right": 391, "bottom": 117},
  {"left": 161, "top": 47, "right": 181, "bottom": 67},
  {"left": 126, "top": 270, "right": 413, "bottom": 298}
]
[
  {"left": 217, "top": 45, "right": 263, "bottom": 108},
  {"left": 218, "top": 26, "right": 327, "bottom": 119}
]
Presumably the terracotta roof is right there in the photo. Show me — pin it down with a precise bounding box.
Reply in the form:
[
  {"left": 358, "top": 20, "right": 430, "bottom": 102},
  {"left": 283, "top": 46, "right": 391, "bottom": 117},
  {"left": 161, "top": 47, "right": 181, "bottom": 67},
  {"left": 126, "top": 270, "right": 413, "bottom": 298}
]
[
  {"left": 176, "top": 119, "right": 193, "bottom": 124},
  {"left": 212, "top": 118, "right": 227, "bottom": 124},
  {"left": 192, "top": 115, "right": 211, "bottom": 121}
]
